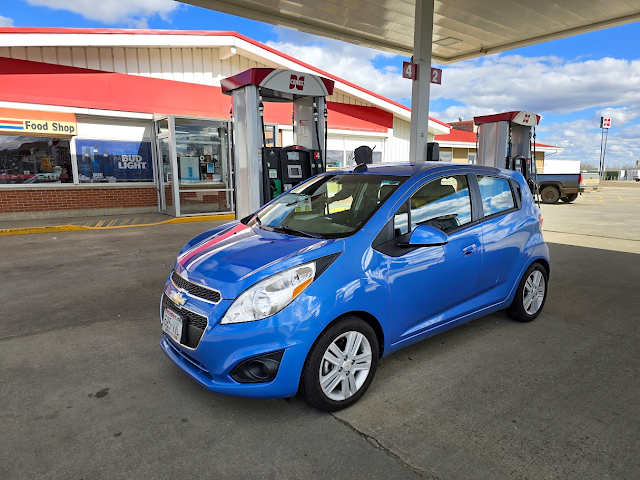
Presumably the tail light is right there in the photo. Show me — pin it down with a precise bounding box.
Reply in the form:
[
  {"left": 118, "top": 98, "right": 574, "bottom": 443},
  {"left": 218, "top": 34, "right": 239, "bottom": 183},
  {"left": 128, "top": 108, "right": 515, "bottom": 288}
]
[
  {"left": 538, "top": 210, "right": 544, "bottom": 229},
  {"left": 578, "top": 173, "right": 583, "bottom": 184}
]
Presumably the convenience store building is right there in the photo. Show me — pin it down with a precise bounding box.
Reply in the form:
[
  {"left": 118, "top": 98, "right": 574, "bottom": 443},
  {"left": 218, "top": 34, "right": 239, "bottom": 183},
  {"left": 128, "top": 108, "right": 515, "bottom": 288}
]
[{"left": 0, "top": 28, "right": 450, "bottom": 220}]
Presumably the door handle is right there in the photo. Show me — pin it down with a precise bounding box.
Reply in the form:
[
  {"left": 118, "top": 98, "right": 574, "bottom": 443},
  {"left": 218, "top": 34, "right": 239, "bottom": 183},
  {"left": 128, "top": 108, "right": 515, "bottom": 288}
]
[{"left": 463, "top": 244, "right": 476, "bottom": 256}]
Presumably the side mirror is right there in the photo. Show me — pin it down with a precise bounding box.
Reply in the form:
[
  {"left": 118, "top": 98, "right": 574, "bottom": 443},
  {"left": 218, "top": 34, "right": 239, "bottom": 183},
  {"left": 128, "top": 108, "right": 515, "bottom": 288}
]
[{"left": 405, "top": 224, "right": 449, "bottom": 247}]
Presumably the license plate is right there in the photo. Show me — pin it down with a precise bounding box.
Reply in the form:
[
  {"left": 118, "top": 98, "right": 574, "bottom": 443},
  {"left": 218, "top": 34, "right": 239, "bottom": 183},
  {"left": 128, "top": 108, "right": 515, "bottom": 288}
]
[{"left": 162, "top": 308, "right": 183, "bottom": 343}]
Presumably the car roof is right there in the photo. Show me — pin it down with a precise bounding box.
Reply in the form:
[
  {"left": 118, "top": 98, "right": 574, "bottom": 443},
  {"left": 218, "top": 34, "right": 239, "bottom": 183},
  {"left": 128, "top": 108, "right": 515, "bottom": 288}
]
[{"left": 327, "top": 162, "right": 516, "bottom": 179}]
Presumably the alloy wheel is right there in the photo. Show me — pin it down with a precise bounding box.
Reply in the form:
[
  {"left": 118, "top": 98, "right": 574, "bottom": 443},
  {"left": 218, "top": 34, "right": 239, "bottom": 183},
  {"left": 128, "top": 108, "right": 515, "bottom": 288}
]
[
  {"left": 523, "top": 270, "right": 546, "bottom": 315},
  {"left": 319, "top": 331, "right": 372, "bottom": 401}
]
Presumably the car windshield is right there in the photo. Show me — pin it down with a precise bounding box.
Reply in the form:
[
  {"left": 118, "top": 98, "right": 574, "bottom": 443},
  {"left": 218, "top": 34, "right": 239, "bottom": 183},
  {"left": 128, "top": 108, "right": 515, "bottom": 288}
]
[{"left": 245, "top": 174, "right": 406, "bottom": 238}]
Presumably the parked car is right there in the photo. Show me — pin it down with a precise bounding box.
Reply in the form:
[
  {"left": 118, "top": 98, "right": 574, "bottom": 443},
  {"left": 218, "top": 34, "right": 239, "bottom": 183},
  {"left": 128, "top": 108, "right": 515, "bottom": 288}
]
[
  {"left": 160, "top": 163, "right": 550, "bottom": 411},
  {"left": 537, "top": 172, "right": 600, "bottom": 204}
]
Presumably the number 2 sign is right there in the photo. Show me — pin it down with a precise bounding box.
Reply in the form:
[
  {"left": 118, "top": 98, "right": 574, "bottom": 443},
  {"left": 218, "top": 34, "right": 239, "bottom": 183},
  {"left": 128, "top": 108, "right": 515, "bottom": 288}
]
[
  {"left": 402, "top": 62, "right": 443, "bottom": 85},
  {"left": 430, "top": 67, "right": 442, "bottom": 84}
]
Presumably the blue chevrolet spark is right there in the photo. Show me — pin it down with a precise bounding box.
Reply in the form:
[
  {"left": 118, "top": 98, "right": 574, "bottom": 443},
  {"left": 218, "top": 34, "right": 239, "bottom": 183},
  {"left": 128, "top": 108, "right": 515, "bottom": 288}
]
[{"left": 160, "top": 163, "right": 549, "bottom": 411}]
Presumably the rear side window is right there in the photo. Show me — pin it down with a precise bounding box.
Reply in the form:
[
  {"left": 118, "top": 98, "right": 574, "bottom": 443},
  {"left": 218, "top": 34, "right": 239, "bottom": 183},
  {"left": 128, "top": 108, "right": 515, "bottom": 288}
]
[
  {"left": 393, "top": 175, "right": 472, "bottom": 235},
  {"left": 477, "top": 176, "right": 516, "bottom": 216}
]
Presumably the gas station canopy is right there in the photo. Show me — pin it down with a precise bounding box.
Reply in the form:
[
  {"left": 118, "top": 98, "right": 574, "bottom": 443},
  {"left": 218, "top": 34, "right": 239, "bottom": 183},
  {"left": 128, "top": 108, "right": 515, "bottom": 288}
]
[{"left": 181, "top": 0, "right": 640, "bottom": 64}]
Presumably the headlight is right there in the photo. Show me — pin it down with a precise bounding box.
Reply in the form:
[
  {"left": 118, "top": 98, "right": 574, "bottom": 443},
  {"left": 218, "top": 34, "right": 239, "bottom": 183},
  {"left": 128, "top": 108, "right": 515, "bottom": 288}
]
[{"left": 221, "top": 262, "right": 316, "bottom": 324}]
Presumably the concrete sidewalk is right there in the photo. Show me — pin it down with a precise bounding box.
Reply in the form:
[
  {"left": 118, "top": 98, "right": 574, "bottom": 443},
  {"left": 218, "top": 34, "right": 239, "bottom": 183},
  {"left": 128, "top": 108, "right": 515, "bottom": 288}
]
[{"left": 0, "top": 212, "right": 235, "bottom": 236}]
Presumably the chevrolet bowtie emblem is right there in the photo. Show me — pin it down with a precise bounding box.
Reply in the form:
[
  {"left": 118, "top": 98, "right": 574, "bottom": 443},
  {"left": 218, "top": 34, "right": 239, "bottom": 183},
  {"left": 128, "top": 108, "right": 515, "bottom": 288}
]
[{"left": 171, "top": 291, "right": 187, "bottom": 306}]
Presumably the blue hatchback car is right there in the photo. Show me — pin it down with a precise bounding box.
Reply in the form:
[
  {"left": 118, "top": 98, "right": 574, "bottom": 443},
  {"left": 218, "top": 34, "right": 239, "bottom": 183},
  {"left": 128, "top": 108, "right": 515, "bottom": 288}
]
[{"left": 160, "top": 163, "right": 549, "bottom": 411}]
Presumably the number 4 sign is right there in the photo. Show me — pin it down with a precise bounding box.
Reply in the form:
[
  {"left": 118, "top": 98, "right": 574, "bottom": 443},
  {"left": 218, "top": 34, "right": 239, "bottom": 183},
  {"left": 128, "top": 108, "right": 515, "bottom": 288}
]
[
  {"left": 402, "top": 61, "right": 417, "bottom": 80},
  {"left": 402, "top": 61, "right": 442, "bottom": 84}
]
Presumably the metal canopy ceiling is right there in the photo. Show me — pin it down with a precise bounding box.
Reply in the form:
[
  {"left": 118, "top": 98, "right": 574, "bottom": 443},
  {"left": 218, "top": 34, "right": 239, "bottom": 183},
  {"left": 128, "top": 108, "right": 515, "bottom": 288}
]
[{"left": 181, "top": 0, "right": 640, "bottom": 63}]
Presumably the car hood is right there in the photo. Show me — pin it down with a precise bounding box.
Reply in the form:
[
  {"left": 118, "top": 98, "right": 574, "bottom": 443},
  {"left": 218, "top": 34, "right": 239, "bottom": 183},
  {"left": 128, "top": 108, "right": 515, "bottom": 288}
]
[{"left": 174, "top": 223, "right": 343, "bottom": 299}]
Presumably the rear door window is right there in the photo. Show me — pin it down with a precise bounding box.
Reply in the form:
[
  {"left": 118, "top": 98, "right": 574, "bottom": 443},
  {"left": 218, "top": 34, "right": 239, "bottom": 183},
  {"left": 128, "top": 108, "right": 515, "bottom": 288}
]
[{"left": 477, "top": 176, "right": 516, "bottom": 217}]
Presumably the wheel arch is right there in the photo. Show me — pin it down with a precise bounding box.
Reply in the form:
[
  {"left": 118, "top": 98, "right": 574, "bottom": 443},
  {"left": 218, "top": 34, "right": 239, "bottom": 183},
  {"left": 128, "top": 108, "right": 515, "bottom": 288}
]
[
  {"left": 539, "top": 182, "right": 562, "bottom": 190},
  {"left": 530, "top": 257, "right": 550, "bottom": 280},
  {"left": 321, "top": 311, "right": 385, "bottom": 358}
]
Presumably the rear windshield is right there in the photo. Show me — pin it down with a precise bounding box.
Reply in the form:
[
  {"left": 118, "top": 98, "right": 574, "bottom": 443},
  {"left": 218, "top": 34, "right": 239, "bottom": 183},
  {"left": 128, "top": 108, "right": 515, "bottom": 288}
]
[{"left": 246, "top": 174, "right": 406, "bottom": 238}]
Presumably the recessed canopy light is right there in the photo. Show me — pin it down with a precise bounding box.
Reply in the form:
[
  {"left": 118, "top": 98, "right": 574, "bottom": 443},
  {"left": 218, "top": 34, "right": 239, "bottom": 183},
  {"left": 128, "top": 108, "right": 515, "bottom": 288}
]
[{"left": 434, "top": 37, "right": 462, "bottom": 46}]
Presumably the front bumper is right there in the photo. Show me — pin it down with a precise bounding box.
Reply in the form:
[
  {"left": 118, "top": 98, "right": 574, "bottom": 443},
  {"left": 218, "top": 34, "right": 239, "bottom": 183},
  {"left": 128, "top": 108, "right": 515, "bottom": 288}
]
[{"left": 160, "top": 298, "right": 323, "bottom": 398}]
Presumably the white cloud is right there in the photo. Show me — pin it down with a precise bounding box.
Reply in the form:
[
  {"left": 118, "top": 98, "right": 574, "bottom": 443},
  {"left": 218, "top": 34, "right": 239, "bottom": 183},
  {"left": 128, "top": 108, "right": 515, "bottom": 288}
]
[
  {"left": 266, "top": 28, "right": 640, "bottom": 168},
  {"left": 266, "top": 28, "right": 412, "bottom": 102},
  {"left": 597, "top": 106, "right": 640, "bottom": 127},
  {"left": 434, "top": 55, "right": 640, "bottom": 117},
  {"left": 0, "top": 15, "right": 14, "bottom": 27},
  {"left": 24, "top": 0, "right": 179, "bottom": 27},
  {"left": 537, "top": 118, "right": 640, "bottom": 168}
]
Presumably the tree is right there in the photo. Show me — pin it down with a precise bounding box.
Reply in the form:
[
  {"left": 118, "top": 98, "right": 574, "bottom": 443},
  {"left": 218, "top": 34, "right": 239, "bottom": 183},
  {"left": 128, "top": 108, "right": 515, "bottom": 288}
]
[{"left": 580, "top": 162, "right": 598, "bottom": 171}]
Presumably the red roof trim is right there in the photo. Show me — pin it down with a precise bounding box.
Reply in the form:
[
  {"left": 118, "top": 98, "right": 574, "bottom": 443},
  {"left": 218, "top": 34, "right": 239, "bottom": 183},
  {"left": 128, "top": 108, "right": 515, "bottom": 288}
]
[
  {"left": 435, "top": 129, "right": 559, "bottom": 149},
  {"left": 0, "top": 27, "right": 449, "bottom": 128},
  {"left": 0, "top": 57, "right": 391, "bottom": 132},
  {"left": 474, "top": 111, "right": 541, "bottom": 125}
]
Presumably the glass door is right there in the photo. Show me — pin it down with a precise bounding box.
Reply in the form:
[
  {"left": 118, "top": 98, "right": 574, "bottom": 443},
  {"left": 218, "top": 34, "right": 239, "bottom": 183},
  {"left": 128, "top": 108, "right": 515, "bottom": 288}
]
[
  {"left": 173, "top": 117, "right": 234, "bottom": 216},
  {"left": 154, "top": 117, "right": 176, "bottom": 216}
]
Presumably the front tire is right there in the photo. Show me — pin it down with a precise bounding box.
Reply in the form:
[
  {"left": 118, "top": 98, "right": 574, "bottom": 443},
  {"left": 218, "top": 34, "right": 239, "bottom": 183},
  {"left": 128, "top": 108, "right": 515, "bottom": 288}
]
[
  {"left": 300, "top": 316, "right": 379, "bottom": 412},
  {"left": 541, "top": 186, "right": 560, "bottom": 204},
  {"left": 507, "top": 262, "right": 548, "bottom": 322}
]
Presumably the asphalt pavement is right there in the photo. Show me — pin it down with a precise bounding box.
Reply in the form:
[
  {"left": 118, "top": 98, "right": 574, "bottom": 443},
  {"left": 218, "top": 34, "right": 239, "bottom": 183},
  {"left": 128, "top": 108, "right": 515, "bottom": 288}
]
[{"left": 1, "top": 186, "right": 639, "bottom": 479}]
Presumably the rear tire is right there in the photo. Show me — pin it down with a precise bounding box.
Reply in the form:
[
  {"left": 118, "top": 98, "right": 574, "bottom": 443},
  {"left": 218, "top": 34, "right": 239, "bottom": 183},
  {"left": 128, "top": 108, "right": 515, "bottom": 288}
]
[
  {"left": 560, "top": 193, "right": 579, "bottom": 203},
  {"left": 507, "top": 262, "right": 548, "bottom": 322},
  {"left": 541, "top": 186, "right": 560, "bottom": 204},
  {"left": 300, "top": 316, "right": 379, "bottom": 412}
]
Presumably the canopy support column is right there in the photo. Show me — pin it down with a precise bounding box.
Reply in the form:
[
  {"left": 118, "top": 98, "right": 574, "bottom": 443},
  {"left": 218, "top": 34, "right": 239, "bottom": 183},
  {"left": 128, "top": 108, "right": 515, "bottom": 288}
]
[{"left": 409, "top": 0, "right": 434, "bottom": 163}]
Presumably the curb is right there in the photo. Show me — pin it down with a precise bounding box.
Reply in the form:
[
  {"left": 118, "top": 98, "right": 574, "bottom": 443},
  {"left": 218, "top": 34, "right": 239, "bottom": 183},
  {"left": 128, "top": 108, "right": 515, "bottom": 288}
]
[{"left": 0, "top": 214, "right": 235, "bottom": 236}]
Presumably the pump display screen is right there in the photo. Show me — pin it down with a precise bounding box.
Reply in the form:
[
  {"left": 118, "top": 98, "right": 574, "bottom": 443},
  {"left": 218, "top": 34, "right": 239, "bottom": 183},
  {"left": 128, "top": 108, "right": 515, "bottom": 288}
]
[
  {"left": 288, "top": 165, "right": 303, "bottom": 178},
  {"left": 287, "top": 151, "right": 300, "bottom": 161}
]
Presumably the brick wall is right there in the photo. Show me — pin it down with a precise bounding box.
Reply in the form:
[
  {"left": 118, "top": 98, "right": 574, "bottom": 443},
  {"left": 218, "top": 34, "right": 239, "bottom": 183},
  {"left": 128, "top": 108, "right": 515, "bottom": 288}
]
[{"left": 0, "top": 186, "right": 158, "bottom": 213}]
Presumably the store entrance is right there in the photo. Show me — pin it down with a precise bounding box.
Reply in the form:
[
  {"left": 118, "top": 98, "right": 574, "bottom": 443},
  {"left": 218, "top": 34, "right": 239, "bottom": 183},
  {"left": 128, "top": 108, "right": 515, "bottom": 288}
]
[{"left": 154, "top": 116, "right": 234, "bottom": 217}]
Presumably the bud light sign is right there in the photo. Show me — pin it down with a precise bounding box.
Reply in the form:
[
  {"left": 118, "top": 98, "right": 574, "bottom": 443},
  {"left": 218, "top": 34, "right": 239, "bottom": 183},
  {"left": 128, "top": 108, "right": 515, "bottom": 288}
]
[{"left": 75, "top": 139, "right": 153, "bottom": 183}]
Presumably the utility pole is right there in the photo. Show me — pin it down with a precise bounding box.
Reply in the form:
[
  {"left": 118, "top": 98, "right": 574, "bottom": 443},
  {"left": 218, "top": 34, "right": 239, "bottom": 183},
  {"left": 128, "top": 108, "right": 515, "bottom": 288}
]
[{"left": 599, "top": 116, "right": 611, "bottom": 179}]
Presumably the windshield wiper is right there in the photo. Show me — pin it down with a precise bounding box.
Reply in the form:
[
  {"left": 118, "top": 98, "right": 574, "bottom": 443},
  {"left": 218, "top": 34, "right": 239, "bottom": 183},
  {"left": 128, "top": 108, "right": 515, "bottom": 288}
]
[{"left": 273, "top": 224, "right": 323, "bottom": 239}]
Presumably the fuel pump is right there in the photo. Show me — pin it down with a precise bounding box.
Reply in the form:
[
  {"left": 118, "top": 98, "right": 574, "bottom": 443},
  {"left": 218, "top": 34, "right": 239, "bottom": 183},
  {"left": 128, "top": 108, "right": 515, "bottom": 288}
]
[
  {"left": 222, "top": 68, "right": 334, "bottom": 218},
  {"left": 473, "top": 111, "right": 540, "bottom": 195}
]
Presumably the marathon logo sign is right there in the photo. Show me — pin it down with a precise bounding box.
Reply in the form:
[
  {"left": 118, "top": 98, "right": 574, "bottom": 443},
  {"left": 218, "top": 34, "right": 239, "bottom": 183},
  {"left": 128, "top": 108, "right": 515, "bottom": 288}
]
[
  {"left": 0, "top": 116, "right": 77, "bottom": 136},
  {"left": 289, "top": 74, "right": 305, "bottom": 91},
  {"left": 117, "top": 155, "right": 147, "bottom": 170}
]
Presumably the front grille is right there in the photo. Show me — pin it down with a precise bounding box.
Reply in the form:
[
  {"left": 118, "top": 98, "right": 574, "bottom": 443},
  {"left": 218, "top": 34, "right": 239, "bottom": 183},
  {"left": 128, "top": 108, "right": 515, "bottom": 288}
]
[
  {"left": 171, "top": 271, "right": 221, "bottom": 303},
  {"left": 162, "top": 294, "right": 208, "bottom": 349}
]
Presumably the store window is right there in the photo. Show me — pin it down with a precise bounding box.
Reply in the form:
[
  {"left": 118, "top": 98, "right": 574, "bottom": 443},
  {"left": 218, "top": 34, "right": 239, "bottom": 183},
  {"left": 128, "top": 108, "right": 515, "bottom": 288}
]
[
  {"left": 326, "top": 135, "right": 384, "bottom": 169},
  {"left": 264, "top": 125, "right": 277, "bottom": 147},
  {"left": 440, "top": 151, "right": 453, "bottom": 162},
  {"left": 468, "top": 153, "right": 477, "bottom": 164},
  {"left": 0, "top": 136, "right": 72, "bottom": 184},
  {"left": 75, "top": 139, "right": 153, "bottom": 183}
]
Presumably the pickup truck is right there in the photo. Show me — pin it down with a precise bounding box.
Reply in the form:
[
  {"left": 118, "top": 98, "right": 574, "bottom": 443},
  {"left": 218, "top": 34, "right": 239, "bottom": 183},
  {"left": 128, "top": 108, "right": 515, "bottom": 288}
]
[{"left": 537, "top": 172, "right": 601, "bottom": 204}]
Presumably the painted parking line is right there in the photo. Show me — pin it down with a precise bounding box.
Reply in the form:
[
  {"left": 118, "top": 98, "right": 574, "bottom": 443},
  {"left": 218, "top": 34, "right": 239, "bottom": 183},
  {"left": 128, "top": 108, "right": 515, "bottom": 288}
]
[{"left": 0, "top": 214, "right": 235, "bottom": 236}]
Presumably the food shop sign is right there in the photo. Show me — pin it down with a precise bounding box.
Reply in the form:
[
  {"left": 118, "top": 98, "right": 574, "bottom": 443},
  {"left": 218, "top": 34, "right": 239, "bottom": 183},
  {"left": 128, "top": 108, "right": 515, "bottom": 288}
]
[{"left": 0, "top": 108, "right": 77, "bottom": 136}]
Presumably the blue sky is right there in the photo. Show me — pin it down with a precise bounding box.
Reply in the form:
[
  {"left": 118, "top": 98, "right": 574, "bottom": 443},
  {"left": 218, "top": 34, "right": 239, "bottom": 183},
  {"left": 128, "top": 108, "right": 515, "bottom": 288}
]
[{"left": 1, "top": 1, "right": 639, "bottom": 167}]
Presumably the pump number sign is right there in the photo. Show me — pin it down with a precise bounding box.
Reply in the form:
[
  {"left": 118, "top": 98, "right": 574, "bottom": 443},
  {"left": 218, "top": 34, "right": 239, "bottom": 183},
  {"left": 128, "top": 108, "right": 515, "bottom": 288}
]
[{"left": 402, "top": 62, "right": 442, "bottom": 84}]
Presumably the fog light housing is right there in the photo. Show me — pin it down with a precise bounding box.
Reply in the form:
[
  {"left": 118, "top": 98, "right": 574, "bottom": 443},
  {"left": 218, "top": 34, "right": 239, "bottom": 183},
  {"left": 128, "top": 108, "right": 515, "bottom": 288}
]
[{"left": 230, "top": 350, "right": 284, "bottom": 383}]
